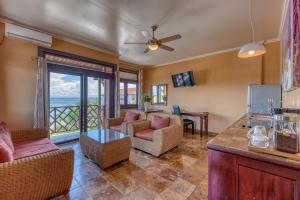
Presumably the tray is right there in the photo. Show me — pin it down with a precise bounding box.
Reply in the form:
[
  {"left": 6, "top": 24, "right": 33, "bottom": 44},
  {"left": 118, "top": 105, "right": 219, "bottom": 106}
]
[{"left": 248, "top": 143, "right": 300, "bottom": 161}]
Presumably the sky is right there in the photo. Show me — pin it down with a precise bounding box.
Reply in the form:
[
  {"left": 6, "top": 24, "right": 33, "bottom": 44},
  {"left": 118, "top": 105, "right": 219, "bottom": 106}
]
[
  {"left": 50, "top": 72, "right": 100, "bottom": 97},
  {"left": 50, "top": 72, "right": 136, "bottom": 98}
]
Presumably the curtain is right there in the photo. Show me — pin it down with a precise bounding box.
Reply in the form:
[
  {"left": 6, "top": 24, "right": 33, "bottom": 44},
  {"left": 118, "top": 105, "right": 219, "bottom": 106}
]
[
  {"left": 33, "top": 57, "right": 49, "bottom": 128},
  {"left": 138, "top": 69, "right": 143, "bottom": 110},
  {"left": 115, "top": 69, "right": 120, "bottom": 117}
]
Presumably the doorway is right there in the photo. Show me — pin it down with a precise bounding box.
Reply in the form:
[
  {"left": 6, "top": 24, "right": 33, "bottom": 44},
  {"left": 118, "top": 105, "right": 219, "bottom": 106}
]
[{"left": 48, "top": 63, "right": 114, "bottom": 143}]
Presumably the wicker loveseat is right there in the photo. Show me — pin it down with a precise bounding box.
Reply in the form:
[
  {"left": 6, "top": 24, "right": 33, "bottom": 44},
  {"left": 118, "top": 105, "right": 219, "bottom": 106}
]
[
  {"left": 128, "top": 113, "right": 183, "bottom": 157},
  {"left": 105, "top": 110, "right": 146, "bottom": 134},
  {"left": 0, "top": 128, "right": 74, "bottom": 200}
]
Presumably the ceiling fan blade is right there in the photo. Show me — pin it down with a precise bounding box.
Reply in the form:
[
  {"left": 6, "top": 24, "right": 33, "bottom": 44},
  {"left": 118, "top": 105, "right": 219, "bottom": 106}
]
[
  {"left": 159, "top": 44, "right": 174, "bottom": 51},
  {"left": 124, "top": 42, "right": 147, "bottom": 45},
  {"left": 144, "top": 47, "right": 150, "bottom": 53},
  {"left": 159, "top": 34, "right": 181, "bottom": 43}
]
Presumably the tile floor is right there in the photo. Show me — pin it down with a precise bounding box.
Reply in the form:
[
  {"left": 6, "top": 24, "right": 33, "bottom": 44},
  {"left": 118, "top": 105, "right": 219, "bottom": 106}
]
[{"left": 56, "top": 132, "right": 215, "bottom": 200}]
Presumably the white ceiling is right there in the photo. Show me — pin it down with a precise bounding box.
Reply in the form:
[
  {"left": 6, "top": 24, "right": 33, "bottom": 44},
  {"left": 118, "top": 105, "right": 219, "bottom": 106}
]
[{"left": 0, "top": 0, "right": 285, "bottom": 66}]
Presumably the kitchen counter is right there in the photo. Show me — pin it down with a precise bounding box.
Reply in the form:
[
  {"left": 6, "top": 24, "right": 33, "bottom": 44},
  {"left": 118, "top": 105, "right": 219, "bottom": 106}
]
[
  {"left": 207, "top": 114, "right": 300, "bottom": 169},
  {"left": 207, "top": 114, "right": 300, "bottom": 200}
]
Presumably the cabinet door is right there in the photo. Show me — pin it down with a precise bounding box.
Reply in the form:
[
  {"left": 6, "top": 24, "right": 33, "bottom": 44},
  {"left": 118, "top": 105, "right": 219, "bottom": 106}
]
[
  {"left": 238, "top": 165, "right": 294, "bottom": 200},
  {"left": 208, "top": 150, "right": 236, "bottom": 200}
]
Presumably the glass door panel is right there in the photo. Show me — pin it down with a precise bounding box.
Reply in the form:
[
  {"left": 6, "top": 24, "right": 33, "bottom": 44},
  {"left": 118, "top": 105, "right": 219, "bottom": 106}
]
[
  {"left": 49, "top": 72, "right": 82, "bottom": 143},
  {"left": 87, "top": 76, "right": 109, "bottom": 130}
]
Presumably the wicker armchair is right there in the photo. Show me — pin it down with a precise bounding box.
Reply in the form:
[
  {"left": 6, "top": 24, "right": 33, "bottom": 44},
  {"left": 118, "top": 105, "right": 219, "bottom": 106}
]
[
  {"left": 0, "top": 128, "right": 74, "bottom": 200},
  {"left": 128, "top": 113, "right": 183, "bottom": 157},
  {"left": 105, "top": 110, "right": 146, "bottom": 134}
]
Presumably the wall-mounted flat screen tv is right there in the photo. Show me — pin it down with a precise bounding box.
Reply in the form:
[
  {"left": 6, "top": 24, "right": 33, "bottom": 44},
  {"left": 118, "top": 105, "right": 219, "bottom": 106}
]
[{"left": 172, "top": 71, "right": 195, "bottom": 87}]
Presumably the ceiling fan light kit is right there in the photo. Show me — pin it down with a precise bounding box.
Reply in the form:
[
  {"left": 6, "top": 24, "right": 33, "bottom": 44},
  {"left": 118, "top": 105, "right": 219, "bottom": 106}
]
[
  {"left": 125, "top": 25, "right": 181, "bottom": 53},
  {"left": 148, "top": 41, "right": 159, "bottom": 50},
  {"left": 238, "top": 0, "right": 266, "bottom": 58}
]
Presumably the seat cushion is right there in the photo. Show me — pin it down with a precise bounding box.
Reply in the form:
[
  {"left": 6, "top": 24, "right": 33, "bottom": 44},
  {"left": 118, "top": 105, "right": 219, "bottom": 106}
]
[
  {"left": 0, "top": 139, "right": 13, "bottom": 163},
  {"left": 183, "top": 119, "right": 194, "bottom": 124},
  {"left": 13, "top": 138, "right": 59, "bottom": 160},
  {"left": 135, "top": 129, "right": 155, "bottom": 141},
  {"left": 150, "top": 115, "right": 170, "bottom": 130},
  {"left": 123, "top": 112, "right": 140, "bottom": 122},
  {"left": 0, "top": 122, "right": 14, "bottom": 152},
  {"left": 110, "top": 125, "right": 122, "bottom": 132}
]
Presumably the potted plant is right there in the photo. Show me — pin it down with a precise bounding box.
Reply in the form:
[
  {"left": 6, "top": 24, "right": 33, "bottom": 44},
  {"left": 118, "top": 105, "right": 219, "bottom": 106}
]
[
  {"left": 162, "top": 95, "right": 167, "bottom": 104},
  {"left": 142, "top": 94, "right": 151, "bottom": 112}
]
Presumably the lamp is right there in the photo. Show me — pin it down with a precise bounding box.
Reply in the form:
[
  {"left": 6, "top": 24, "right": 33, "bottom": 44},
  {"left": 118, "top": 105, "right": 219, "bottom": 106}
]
[
  {"left": 238, "top": 42, "right": 266, "bottom": 58},
  {"left": 148, "top": 42, "right": 159, "bottom": 51},
  {"left": 238, "top": 0, "right": 266, "bottom": 58}
]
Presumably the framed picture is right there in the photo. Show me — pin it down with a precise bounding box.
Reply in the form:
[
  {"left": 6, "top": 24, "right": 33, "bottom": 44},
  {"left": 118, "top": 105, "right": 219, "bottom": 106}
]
[{"left": 282, "top": 0, "right": 300, "bottom": 91}]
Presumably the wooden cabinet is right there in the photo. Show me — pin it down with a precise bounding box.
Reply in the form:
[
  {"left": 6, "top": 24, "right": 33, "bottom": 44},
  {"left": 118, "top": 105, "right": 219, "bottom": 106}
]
[
  {"left": 208, "top": 150, "right": 236, "bottom": 200},
  {"left": 238, "top": 166, "right": 294, "bottom": 200},
  {"left": 208, "top": 150, "right": 300, "bottom": 200}
]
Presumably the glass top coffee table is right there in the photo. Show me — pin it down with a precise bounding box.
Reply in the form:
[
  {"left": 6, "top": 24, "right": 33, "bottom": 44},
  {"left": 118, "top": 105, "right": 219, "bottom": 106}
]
[{"left": 79, "top": 129, "right": 131, "bottom": 169}]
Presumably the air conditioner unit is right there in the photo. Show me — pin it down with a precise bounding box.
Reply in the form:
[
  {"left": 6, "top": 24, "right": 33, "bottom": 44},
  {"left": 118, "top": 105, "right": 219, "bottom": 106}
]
[{"left": 5, "top": 23, "right": 52, "bottom": 47}]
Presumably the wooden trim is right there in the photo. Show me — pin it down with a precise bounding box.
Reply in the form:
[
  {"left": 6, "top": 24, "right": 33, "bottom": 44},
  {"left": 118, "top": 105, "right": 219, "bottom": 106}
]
[
  {"left": 48, "top": 63, "right": 114, "bottom": 79},
  {"left": 38, "top": 47, "right": 116, "bottom": 70},
  {"left": 119, "top": 68, "right": 139, "bottom": 74},
  {"left": 120, "top": 78, "right": 138, "bottom": 83}
]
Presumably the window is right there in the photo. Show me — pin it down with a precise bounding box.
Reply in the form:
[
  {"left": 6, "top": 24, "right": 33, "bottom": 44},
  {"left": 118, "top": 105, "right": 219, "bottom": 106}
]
[
  {"left": 127, "top": 83, "right": 137, "bottom": 104},
  {"left": 120, "top": 82, "right": 125, "bottom": 105},
  {"left": 120, "top": 81, "right": 138, "bottom": 108},
  {"left": 119, "top": 70, "right": 138, "bottom": 108},
  {"left": 151, "top": 84, "right": 167, "bottom": 105}
]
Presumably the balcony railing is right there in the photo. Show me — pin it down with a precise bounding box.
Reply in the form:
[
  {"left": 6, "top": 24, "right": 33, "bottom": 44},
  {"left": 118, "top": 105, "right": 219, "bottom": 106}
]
[{"left": 49, "top": 105, "right": 104, "bottom": 134}]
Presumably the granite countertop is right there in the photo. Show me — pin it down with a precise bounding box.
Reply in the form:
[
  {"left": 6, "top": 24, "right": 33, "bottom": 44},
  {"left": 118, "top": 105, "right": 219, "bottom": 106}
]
[{"left": 207, "top": 114, "right": 300, "bottom": 169}]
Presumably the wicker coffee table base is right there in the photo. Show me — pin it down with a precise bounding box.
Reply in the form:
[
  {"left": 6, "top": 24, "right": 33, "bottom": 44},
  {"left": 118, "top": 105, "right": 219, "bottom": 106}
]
[{"left": 79, "top": 134, "right": 131, "bottom": 169}]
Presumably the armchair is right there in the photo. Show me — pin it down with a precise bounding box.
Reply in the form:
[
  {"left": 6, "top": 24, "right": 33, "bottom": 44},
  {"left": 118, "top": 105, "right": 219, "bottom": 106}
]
[
  {"left": 105, "top": 110, "right": 146, "bottom": 134},
  {"left": 127, "top": 113, "right": 183, "bottom": 157}
]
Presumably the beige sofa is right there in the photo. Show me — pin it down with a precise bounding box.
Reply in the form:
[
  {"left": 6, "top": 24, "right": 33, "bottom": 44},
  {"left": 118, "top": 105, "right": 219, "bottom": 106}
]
[
  {"left": 105, "top": 110, "right": 146, "bottom": 134},
  {"left": 127, "top": 113, "right": 183, "bottom": 157}
]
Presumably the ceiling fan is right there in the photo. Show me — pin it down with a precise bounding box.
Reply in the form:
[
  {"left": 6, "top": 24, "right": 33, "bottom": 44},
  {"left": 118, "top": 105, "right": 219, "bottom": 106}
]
[{"left": 124, "top": 25, "right": 181, "bottom": 53}]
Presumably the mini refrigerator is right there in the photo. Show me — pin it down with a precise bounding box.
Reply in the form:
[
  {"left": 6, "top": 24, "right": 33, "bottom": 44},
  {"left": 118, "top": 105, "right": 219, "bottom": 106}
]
[{"left": 247, "top": 84, "right": 282, "bottom": 114}]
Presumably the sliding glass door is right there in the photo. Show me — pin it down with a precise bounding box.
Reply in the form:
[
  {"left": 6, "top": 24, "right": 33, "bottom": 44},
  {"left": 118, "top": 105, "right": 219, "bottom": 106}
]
[
  {"left": 48, "top": 63, "right": 114, "bottom": 143},
  {"left": 86, "top": 76, "right": 110, "bottom": 131}
]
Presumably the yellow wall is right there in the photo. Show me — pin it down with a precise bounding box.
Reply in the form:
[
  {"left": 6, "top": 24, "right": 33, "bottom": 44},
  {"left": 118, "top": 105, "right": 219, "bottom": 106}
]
[
  {"left": 143, "top": 42, "right": 281, "bottom": 133},
  {"left": 0, "top": 22, "right": 119, "bottom": 130},
  {"left": 0, "top": 19, "right": 281, "bottom": 133},
  {"left": 262, "top": 42, "right": 281, "bottom": 84}
]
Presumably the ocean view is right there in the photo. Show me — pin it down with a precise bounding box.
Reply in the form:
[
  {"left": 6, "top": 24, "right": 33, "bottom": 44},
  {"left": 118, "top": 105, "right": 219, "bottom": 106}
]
[{"left": 50, "top": 97, "right": 100, "bottom": 107}]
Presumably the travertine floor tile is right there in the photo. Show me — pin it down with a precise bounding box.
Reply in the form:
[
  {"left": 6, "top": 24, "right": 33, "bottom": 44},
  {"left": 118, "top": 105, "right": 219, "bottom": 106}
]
[
  {"left": 168, "top": 178, "right": 196, "bottom": 197},
  {"left": 155, "top": 188, "right": 186, "bottom": 200},
  {"left": 121, "top": 187, "right": 159, "bottom": 200},
  {"left": 57, "top": 132, "right": 215, "bottom": 200}
]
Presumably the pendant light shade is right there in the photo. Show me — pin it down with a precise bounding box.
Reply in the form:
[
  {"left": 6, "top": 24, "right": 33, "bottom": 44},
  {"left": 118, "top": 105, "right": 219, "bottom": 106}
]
[
  {"left": 238, "top": 42, "right": 266, "bottom": 58},
  {"left": 238, "top": 0, "right": 266, "bottom": 58}
]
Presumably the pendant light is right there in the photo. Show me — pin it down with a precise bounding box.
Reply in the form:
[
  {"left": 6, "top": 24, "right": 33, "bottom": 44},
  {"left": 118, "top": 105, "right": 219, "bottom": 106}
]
[{"left": 238, "top": 0, "right": 266, "bottom": 58}]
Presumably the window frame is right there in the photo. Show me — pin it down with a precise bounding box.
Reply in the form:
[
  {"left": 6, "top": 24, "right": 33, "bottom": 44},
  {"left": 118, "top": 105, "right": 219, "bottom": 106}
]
[
  {"left": 120, "top": 78, "right": 138, "bottom": 109},
  {"left": 151, "top": 84, "right": 168, "bottom": 106}
]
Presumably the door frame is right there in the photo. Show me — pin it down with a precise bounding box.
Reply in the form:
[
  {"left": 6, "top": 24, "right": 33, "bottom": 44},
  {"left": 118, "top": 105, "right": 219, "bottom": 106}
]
[
  {"left": 39, "top": 46, "right": 116, "bottom": 116},
  {"left": 48, "top": 63, "right": 115, "bottom": 133}
]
